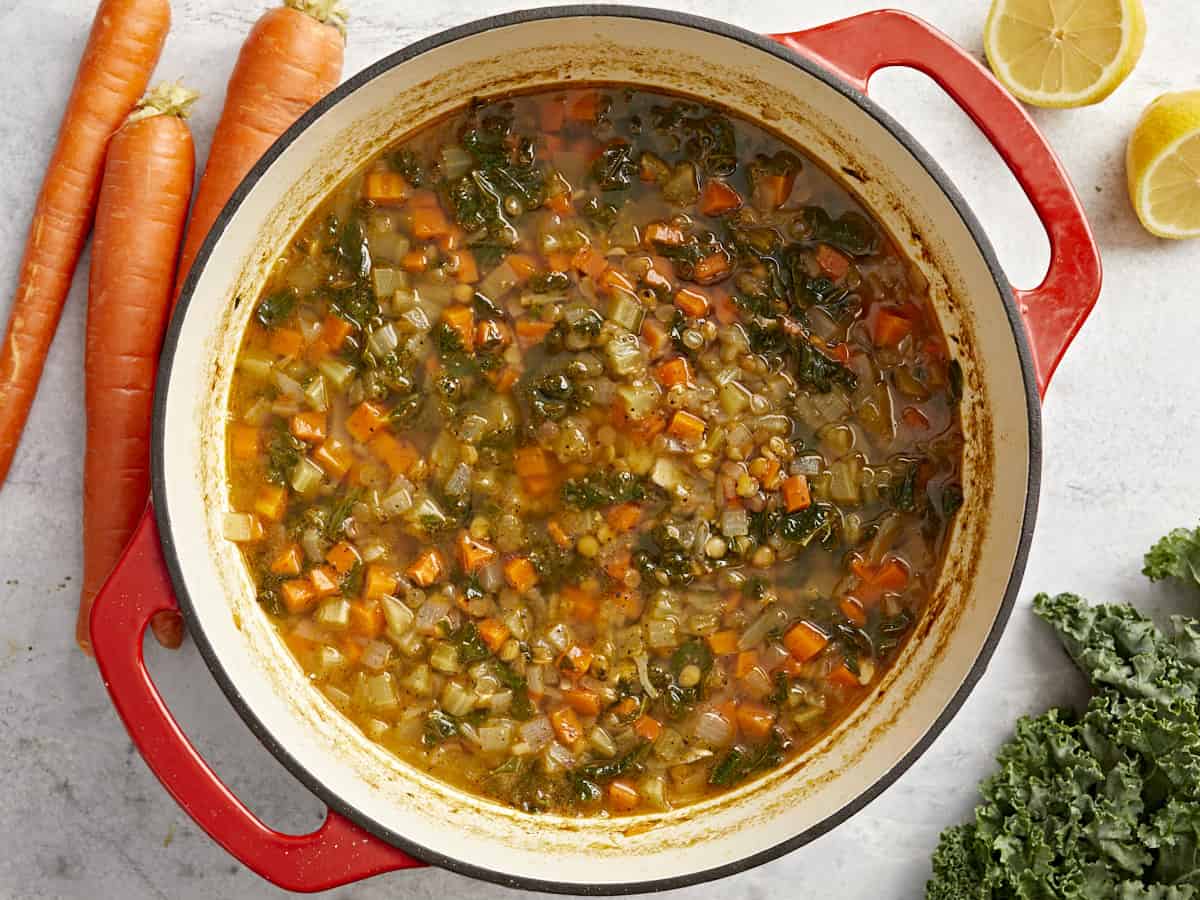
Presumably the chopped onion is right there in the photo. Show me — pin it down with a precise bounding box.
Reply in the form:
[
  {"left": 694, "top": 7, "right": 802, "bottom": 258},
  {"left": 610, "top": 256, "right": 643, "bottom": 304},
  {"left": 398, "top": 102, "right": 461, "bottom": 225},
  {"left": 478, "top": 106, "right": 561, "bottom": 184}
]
[
  {"left": 381, "top": 484, "right": 413, "bottom": 517},
  {"left": 273, "top": 370, "right": 305, "bottom": 401},
  {"left": 519, "top": 716, "right": 554, "bottom": 752},
  {"left": 415, "top": 598, "right": 451, "bottom": 635},
  {"left": 238, "top": 351, "right": 274, "bottom": 381},
  {"left": 458, "top": 413, "right": 489, "bottom": 444},
  {"left": 367, "top": 323, "right": 399, "bottom": 358},
  {"left": 291, "top": 457, "right": 324, "bottom": 496},
  {"left": 315, "top": 598, "right": 351, "bottom": 630},
  {"left": 317, "top": 357, "right": 356, "bottom": 390},
  {"left": 372, "top": 268, "right": 401, "bottom": 300},
  {"left": 647, "top": 617, "right": 678, "bottom": 648},
  {"left": 222, "top": 512, "right": 263, "bottom": 543},
  {"left": 721, "top": 508, "right": 749, "bottom": 538},
  {"left": 488, "top": 690, "right": 513, "bottom": 714},
  {"left": 616, "top": 380, "right": 660, "bottom": 420},
  {"left": 477, "top": 260, "right": 518, "bottom": 301},
  {"left": 544, "top": 740, "right": 575, "bottom": 773},
  {"left": 693, "top": 708, "right": 734, "bottom": 747},
  {"left": 445, "top": 462, "right": 472, "bottom": 497},
  {"left": 441, "top": 680, "right": 476, "bottom": 717},
  {"left": 478, "top": 561, "right": 503, "bottom": 593},
  {"left": 291, "top": 618, "right": 328, "bottom": 644},
  {"left": 242, "top": 397, "right": 272, "bottom": 426},
  {"left": 651, "top": 457, "right": 683, "bottom": 491},
  {"left": 303, "top": 375, "right": 327, "bottom": 412},
  {"left": 588, "top": 726, "right": 617, "bottom": 758},
  {"left": 361, "top": 640, "right": 392, "bottom": 671},
  {"left": 364, "top": 672, "right": 399, "bottom": 712},
  {"left": 739, "top": 605, "right": 791, "bottom": 650},
  {"left": 314, "top": 645, "right": 347, "bottom": 675}
]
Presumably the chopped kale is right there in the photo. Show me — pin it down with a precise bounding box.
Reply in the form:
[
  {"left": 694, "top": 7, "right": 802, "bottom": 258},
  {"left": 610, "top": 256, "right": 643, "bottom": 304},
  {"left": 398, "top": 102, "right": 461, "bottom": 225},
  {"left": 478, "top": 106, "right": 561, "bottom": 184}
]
[
  {"left": 387, "top": 148, "right": 427, "bottom": 186},
  {"left": 591, "top": 143, "right": 638, "bottom": 191},
  {"left": 796, "top": 206, "right": 879, "bottom": 257},
  {"left": 265, "top": 426, "right": 305, "bottom": 485},
  {"left": 254, "top": 289, "right": 298, "bottom": 329},
  {"left": 709, "top": 730, "right": 789, "bottom": 787},
  {"left": 561, "top": 470, "right": 647, "bottom": 509}
]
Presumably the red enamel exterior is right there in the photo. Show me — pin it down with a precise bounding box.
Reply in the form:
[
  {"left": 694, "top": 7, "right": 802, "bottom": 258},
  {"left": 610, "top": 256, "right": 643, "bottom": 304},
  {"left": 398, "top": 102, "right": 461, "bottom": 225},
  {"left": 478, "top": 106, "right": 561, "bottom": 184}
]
[
  {"left": 90, "top": 507, "right": 424, "bottom": 892},
  {"left": 772, "top": 10, "right": 1102, "bottom": 396},
  {"left": 90, "top": 9, "right": 1100, "bottom": 892}
]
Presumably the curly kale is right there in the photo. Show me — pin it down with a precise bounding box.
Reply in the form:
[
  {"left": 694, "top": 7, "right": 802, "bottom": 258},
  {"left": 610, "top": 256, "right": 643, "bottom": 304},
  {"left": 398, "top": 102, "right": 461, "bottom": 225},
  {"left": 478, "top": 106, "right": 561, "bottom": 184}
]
[
  {"left": 926, "top": 589, "right": 1200, "bottom": 899},
  {"left": 1144, "top": 525, "right": 1200, "bottom": 593},
  {"left": 560, "top": 469, "right": 647, "bottom": 510}
]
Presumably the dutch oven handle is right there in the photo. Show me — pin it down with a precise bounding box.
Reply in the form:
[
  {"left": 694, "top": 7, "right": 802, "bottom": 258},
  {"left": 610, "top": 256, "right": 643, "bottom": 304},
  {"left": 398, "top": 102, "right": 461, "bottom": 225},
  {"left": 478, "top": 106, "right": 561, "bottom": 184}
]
[
  {"left": 772, "top": 9, "right": 1102, "bottom": 397},
  {"left": 91, "top": 506, "right": 425, "bottom": 892}
]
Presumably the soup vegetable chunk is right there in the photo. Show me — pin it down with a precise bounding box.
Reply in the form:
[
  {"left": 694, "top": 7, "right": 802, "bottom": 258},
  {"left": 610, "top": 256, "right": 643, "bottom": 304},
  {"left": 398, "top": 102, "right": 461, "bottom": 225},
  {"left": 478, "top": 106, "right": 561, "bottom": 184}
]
[{"left": 225, "top": 87, "right": 964, "bottom": 816}]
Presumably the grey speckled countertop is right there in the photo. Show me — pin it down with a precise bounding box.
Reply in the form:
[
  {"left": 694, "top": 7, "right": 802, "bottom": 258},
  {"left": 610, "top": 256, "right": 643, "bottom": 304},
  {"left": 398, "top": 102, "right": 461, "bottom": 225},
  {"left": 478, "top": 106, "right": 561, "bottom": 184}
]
[{"left": 2, "top": 1, "right": 1198, "bottom": 898}]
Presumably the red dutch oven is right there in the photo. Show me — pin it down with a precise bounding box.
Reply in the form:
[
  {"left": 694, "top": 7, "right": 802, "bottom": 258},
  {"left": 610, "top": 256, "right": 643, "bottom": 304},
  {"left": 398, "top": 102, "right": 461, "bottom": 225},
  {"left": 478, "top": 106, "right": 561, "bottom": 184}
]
[{"left": 91, "top": 7, "right": 1100, "bottom": 894}]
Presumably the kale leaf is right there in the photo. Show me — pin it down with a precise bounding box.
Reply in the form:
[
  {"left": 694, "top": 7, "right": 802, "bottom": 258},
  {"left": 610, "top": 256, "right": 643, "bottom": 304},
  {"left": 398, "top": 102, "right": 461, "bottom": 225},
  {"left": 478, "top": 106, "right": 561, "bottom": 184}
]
[
  {"left": 254, "top": 289, "right": 297, "bottom": 329},
  {"left": 561, "top": 469, "right": 647, "bottom": 509},
  {"left": 1144, "top": 525, "right": 1200, "bottom": 593},
  {"left": 709, "top": 730, "right": 789, "bottom": 787}
]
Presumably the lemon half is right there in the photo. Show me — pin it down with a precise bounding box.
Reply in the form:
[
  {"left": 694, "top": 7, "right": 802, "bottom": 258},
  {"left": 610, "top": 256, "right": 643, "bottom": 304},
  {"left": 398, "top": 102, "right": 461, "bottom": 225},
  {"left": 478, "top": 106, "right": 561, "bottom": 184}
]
[
  {"left": 1127, "top": 91, "right": 1200, "bottom": 239},
  {"left": 984, "top": 0, "right": 1146, "bottom": 108}
]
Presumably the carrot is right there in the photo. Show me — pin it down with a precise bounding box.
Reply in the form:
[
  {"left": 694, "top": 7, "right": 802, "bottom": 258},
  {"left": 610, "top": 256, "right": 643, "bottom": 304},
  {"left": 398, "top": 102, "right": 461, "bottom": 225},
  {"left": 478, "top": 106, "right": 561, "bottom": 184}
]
[
  {"left": 362, "top": 563, "right": 398, "bottom": 600},
  {"left": 706, "top": 630, "right": 740, "bottom": 656},
  {"left": 515, "top": 318, "right": 554, "bottom": 348},
  {"left": 673, "top": 287, "right": 709, "bottom": 318},
  {"left": 562, "top": 688, "right": 601, "bottom": 717},
  {"left": 406, "top": 548, "right": 446, "bottom": 587},
  {"left": 734, "top": 650, "right": 759, "bottom": 679},
  {"left": 254, "top": 484, "right": 288, "bottom": 521},
  {"left": 643, "top": 222, "right": 684, "bottom": 246},
  {"left": 605, "top": 502, "right": 642, "bottom": 534},
  {"left": 503, "top": 556, "right": 538, "bottom": 592},
  {"left": 172, "top": 0, "right": 346, "bottom": 305},
  {"left": 781, "top": 474, "right": 811, "bottom": 512},
  {"left": 655, "top": 357, "right": 692, "bottom": 388},
  {"left": 0, "top": 0, "right": 170, "bottom": 490},
  {"left": 345, "top": 400, "right": 388, "bottom": 442},
  {"left": 871, "top": 308, "right": 913, "bottom": 347},
  {"left": 640, "top": 318, "right": 671, "bottom": 357},
  {"left": 632, "top": 714, "right": 662, "bottom": 742},
  {"left": 324, "top": 540, "right": 360, "bottom": 575},
  {"left": 550, "top": 707, "right": 583, "bottom": 746},
  {"left": 815, "top": 244, "right": 851, "bottom": 279},
  {"left": 441, "top": 304, "right": 475, "bottom": 352},
  {"left": 667, "top": 410, "right": 706, "bottom": 441},
  {"left": 269, "top": 543, "right": 304, "bottom": 576},
  {"left": 736, "top": 702, "right": 777, "bottom": 741},
  {"left": 699, "top": 180, "right": 742, "bottom": 216},
  {"left": 693, "top": 253, "right": 730, "bottom": 283},
  {"left": 362, "top": 170, "right": 409, "bottom": 205},
  {"left": 78, "top": 83, "right": 196, "bottom": 655},
  {"left": 477, "top": 618, "right": 510, "bottom": 653},
  {"left": 290, "top": 410, "right": 327, "bottom": 443},
  {"left": 783, "top": 620, "right": 829, "bottom": 662},
  {"left": 456, "top": 531, "right": 497, "bottom": 573},
  {"left": 607, "top": 779, "right": 640, "bottom": 812}
]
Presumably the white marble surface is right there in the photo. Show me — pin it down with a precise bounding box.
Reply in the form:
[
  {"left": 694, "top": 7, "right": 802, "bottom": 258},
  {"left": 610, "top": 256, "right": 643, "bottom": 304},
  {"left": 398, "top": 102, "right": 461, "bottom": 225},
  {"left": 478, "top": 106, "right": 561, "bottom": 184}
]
[{"left": 1, "top": 0, "right": 1198, "bottom": 897}]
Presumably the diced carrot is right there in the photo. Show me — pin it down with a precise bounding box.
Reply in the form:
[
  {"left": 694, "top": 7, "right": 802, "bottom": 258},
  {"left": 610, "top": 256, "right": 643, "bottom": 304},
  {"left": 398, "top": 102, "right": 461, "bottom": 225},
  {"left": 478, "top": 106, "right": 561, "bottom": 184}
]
[
  {"left": 611, "top": 697, "right": 639, "bottom": 720},
  {"left": 872, "top": 309, "right": 913, "bottom": 347},
  {"left": 839, "top": 596, "right": 868, "bottom": 627},
  {"left": 447, "top": 249, "right": 478, "bottom": 284},
  {"left": 281, "top": 579, "right": 316, "bottom": 614},
  {"left": 736, "top": 702, "right": 777, "bottom": 741},
  {"left": 348, "top": 599, "right": 384, "bottom": 639},
  {"left": 269, "top": 543, "right": 304, "bottom": 577},
  {"left": 550, "top": 706, "right": 584, "bottom": 746},
  {"left": 851, "top": 556, "right": 910, "bottom": 604},
  {"left": 674, "top": 287, "right": 709, "bottom": 318},
  {"left": 411, "top": 205, "right": 451, "bottom": 239},
  {"left": 755, "top": 171, "right": 796, "bottom": 210},
  {"left": 599, "top": 266, "right": 636, "bottom": 296},
  {"left": 562, "top": 688, "right": 601, "bottom": 717},
  {"left": 722, "top": 590, "right": 743, "bottom": 612},
  {"left": 313, "top": 438, "right": 354, "bottom": 479},
  {"left": 640, "top": 317, "right": 670, "bottom": 357},
  {"left": 716, "top": 701, "right": 739, "bottom": 725},
  {"left": 643, "top": 221, "right": 684, "bottom": 246},
  {"left": 633, "top": 714, "right": 662, "bottom": 742},
  {"left": 605, "top": 503, "right": 642, "bottom": 535},
  {"left": 622, "top": 410, "right": 667, "bottom": 446},
  {"left": 321, "top": 315, "right": 354, "bottom": 351},
  {"left": 781, "top": 474, "right": 811, "bottom": 512},
  {"left": 289, "top": 411, "right": 326, "bottom": 444},
  {"left": 253, "top": 484, "right": 288, "bottom": 522},
  {"left": 515, "top": 318, "right": 554, "bottom": 348},
  {"left": 436, "top": 227, "right": 464, "bottom": 253},
  {"left": 667, "top": 410, "right": 706, "bottom": 441},
  {"left": 400, "top": 248, "right": 428, "bottom": 273},
  {"left": 655, "top": 357, "right": 692, "bottom": 388},
  {"left": 706, "top": 630, "right": 740, "bottom": 656},
  {"left": 309, "top": 564, "right": 340, "bottom": 599},
  {"left": 545, "top": 250, "right": 573, "bottom": 273},
  {"left": 268, "top": 327, "right": 304, "bottom": 358},
  {"left": 501, "top": 253, "right": 536, "bottom": 284},
  {"left": 368, "top": 433, "right": 418, "bottom": 476},
  {"left": 872, "top": 558, "right": 910, "bottom": 592},
  {"left": 571, "top": 246, "right": 608, "bottom": 280},
  {"left": 362, "top": 171, "right": 410, "bottom": 205},
  {"left": 523, "top": 475, "right": 555, "bottom": 497},
  {"left": 607, "top": 779, "right": 640, "bottom": 812},
  {"left": 230, "top": 424, "right": 259, "bottom": 460},
  {"left": 829, "top": 663, "right": 861, "bottom": 688},
  {"left": 540, "top": 98, "right": 566, "bottom": 132},
  {"left": 734, "top": 650, "right": 758, "bottom": 679},
  {"left": 406, "top": 548, "right": 446, "bottom": 588},
  {"left": 346, "top": 401, "right": 389, "bottom": 443},
  {"left": 611, "top": 588, "right": 642, "bottom": 620},
  {"left": 514, "top": 445, "right": 551, "bottom": 479},
  {"left": 503, "top": 556, "right": 538, "bottom": 592},
  {"left": 815, "top": 243, "right": 851, "bottom": 279},
  {"left": 362, "top": 563, "right": 398, "bottom": 601},
  {"left": 567, "top": 91, "right": 601, "bottom": 123},
  {"left": 693, "top": 253, "right": 730, "bottom": 283},
  {"left": 902, "top": 406, "right": 930, "bottom": 430},
  {"left": 547, "top": 519, "right": 572, "bottom": 549},
  {"left": 477, "top": 618, "right": 510, "bottom": 653},
  {"left": 783, "top": 621, "right": 829, "bottom": 662},
  {"left": 456, "top": 531, "right": 497, "bottom": 573},
  {"left": 325, "top": 540, "right": 360, "bottom": 576},
  {"left": 699, "top": 180, "right": 742, "bottom": 216},
  {"left": 545, "top": 193, "right": 572, "bottom": 216},
  {"left": 832, "top": 342, "right": 851, "bottom": 365},
  {"left": 441, "top": 304, "right": 475, "bottom": 352},
  {"left": 559, "top": 643, "right": 593, "bottom": 679}
]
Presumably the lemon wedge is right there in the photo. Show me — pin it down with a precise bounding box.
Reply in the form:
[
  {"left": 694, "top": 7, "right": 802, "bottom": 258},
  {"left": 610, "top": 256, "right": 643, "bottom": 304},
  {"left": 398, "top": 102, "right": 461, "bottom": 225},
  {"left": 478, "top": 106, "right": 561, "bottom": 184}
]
[
  {"left": 1127, "top": 91, "right": 1200, "bottom": 239},
  {"left": 983, "top": 0, "right": 1145, "bottom": 108}
]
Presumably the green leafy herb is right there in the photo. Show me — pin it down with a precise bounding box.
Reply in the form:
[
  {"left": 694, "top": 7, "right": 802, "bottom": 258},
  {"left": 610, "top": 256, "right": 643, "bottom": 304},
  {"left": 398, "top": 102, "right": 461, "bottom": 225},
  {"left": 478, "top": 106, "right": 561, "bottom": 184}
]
[
  {"left": 709, "top": 730, "right": 789, "bottom": 787},
  {"left": 1144, "top": 525, "right": 1200, "bottom": 592},
  {"left": 339, "top": 562, "right": 364, "bottom": 598},
  {"left": 664, "top": 638, "right": 714, "bottom": 718},
  {"left": 591, "top": 143, "right": 638, "bottom": 192},
  {"left": 891, "top": 462, "right": 919, "bottom": 513},
  {"left": 796, "top": 206, "right": 879, "bottom": 257},
  {"left": 561, "top": 470, "right": 647, "bottom": 509},
  {"left": 255, "top": 289, "right": 297, "bottom": 329},
  {"left": 387, "top": 148, "right": 427, "bottom": 186},
  {"left": 493, "top": 660, "right": 535, "bottom": 720},
  {"left": 570, "top": 742, "right": 651, "bottom": 804},
  {"left": 423, "top": 709, "right": 460, "bottom": 746},
  {"left": 445, "top": 621, "right": 491, "bottom": 666},
  {"left": 323, "top": 488, "right": 361, "bottom": 540},
  {"left": 651, "top": 103, "right": 738, "bottom": 176},
  {"left": 266, "top": 426, "right": 305, "bottom": 485}
]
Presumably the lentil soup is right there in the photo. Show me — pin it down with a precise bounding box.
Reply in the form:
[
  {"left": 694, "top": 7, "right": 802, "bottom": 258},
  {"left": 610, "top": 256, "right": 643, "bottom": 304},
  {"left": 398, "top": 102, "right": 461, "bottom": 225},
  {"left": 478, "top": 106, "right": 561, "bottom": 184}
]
[{"left": 224, "top": 86, "right": 964, "bottom": 817}]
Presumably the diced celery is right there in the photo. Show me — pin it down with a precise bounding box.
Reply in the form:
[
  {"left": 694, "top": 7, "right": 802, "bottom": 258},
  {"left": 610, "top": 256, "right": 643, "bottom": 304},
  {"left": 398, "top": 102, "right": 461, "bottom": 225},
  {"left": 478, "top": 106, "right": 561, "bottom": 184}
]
[
  {"left": 317, "top": 357, "right": 356, "bottom": 390},
  {"left": 607, "top": 291, "right": 645, "bottom": 333},
  {"left": 315, "top": 598, "right": 351, "bottom": 630},
  {"left": 650, "top": 457, "right": 682, "bottom": 490},
  {"left": 441, "top": 680, "right": 476, "bottom": 717},
  {"left": 401, "top": 663, "right": 433, "bottom": 696},
  {"left": 222, "top": 512, "right": 263, "bottom": 543},
  {"left": 291, "top": 457, "right": 325, "bottom": 495},
  {"left": 365, "top": 672, "right": 399, "bottom": 712},
  {"left": 367, "top": 323, "right": 399, "bottom": 357},
  {"left": 719, "top": 381, "right": 752, "bottom": 414},
  {"left": 314, "top": 645, "right": 347, "bottom": 675},
  {"left": 373, "top": 268, "right": 401, "bottom": 299},
  {"left": 237, "top": 350, "right": 274, "bottom": 380},
  {"left": 616, "top": 380, "right": 661, "bottom": 420},
  {"left": 379, "top": 594, "right": 414, "bottom": 642},
  {"left": 303, "top": 375, "right": 328, "bottom": 412},
  {"left": 605, "top": 332, "right": 644, "bottom": 376},
  {"left": 429, "top": 641, "right": 460, "bottom": 674}
]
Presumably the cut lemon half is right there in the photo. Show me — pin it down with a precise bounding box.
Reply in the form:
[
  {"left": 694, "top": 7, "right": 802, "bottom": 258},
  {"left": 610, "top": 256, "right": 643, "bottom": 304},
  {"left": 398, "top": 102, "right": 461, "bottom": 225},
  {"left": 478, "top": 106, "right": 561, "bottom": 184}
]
[
  {"left": 1127, "top": 91, "right": 1200, "bottom": 239},
  {"left": 984, "top": 0, "right": 1146, "bottom": 108}
]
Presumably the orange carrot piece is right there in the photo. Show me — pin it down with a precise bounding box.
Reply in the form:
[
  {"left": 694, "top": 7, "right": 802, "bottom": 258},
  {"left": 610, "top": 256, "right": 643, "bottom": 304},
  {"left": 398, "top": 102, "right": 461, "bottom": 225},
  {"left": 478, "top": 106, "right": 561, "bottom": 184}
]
[
  {"left": 515, "top": 318, "right": 554, "bottom": 348},
  {"left": 321, "top": 314, "right": 353, "bottom": 350},
  {"left": 348, "top": 599, "right": 384, "bottom": 639},
  {"left": 901, "top": 406, "right": 931, "bottom": 430},
  {"left": 288, "top": 411, "right": 325, "bottom": 445},
  {"left": 815, "top": 244, "right": 851, "bottom": 279},
  {"left": 281, "top": 578, "right": 317, "bottom": 614},
  {"left": 400, "top": 248, "right": 428, "bottom": 273},
  {"left": 1, "top": 0, "right": 171, "bottom": 494},
  {"left": 599, "top": 266, "right": 636, "bottom": 296},
  {"left": 734, "top": 650, "right": 759, "bottom": 679},
  {"left": 640, "top": 318, "right": 671, "bottom": 356},
  {"left": 268, "top": 327, "right": 304, "bottom": 357},
  {"left": 456, "top": 531, "right": 497, "bottom": 573},
  {"left": 366, "top": 433, "right": 416, "bottom": 476},
  {"left": 253, "top": 484, "right": 289, "bottom": 522},
  {"left": 346, "top": 400, "right": 389, "bottom": 443},
  {"left": 477, "top": 618, "right": 510, "bottom": 653},
  {"left": 706, "top": 630, "right": 740, "bottom": 656},
  {"left": 736, "top": 702, "right": 777, "bottom": 741},
  {"left": 829, "top": 664, "right": 861, "bottom": 688},
  {"left": 655, "top": 357, "right": 692, "bottom": 388},
  {"left": 406, "top": 548, "right": 446, "bottom": 588},
  {"left": 362, "top": 563, "right": 398, "bottom": 600},
  {"left": 784, "top": 621, "right": 829, "bottom": 662},
  {"left": 362, "top": 170, "right": 410, "bottom": 205},
  {"left": 607, "top": 779, "right": 640, "bottom": 812},
  {"left": 545, "top": 251, "right": 573, "bottom": 273},
  {"left": 559, "top": 643, "right": 594, "bottom": 679},
  {"left": 230, "top": 424, "right": 260, "bottom": 460},
  {"left": 506, "top": 252, "right": 539, "bottom": 282},
  {"left": 503, "top": 556, "right": 538, "bottom": 592},
  {"left": 605, "top": 502, "right": 642, "bottom": 534},
  {"left": 514, "top": 445, "right": 552, "bottom": 479},
  {"left": 268, "top": 544, "right": 304, "bottom": 579},
  {"left": 699, "top": 180, "right": 743, "bottom": 216},
  {"left": 441, "top": 304, "right": 475, "bottom": 352},
  {"left": 545, "top": 193, "right": 572, "bottom": 216},
  {"left": 411, "top": 204, "right": 452, "bottom": 239},
  {"left": 633, "top": 715, "right": 662, "bottom": 742},
  {"left": 547, "top": 519, "right": 572, "bottom": 549},
  {"left": 550, "top": 707, "right": 584, "bottom": 746},
  {"left": 643, "top": 222, "right": 684, "bottom": 246},
  {"left": 174, "top": 0, "right": 344, "bottom": 306},
  {"left": 754, "top": 172, "right": 796, "bottom": 210},
  {"left": 571, "top": 246, "right": 608, "bottom": 279},
  {"left": 674, "top": 287, "right": 710, "bottom": 318},
  {"left": 872, "top": 309, "right": 913, "bottom": 347},
  {"left": 562, "top": 688, "right": 601, "bottom": 717},
  {"left": 781, "top": 474, "right": 811, "bottom": 512},
  {"left": 320, "top": 542, "right": 358, "bottom": 577},
  {"left": 839, "top": 596, "right": 868, "bottom": 627},
  {"left": 667, "top": 410, "right": 706, "bottom": 441},
  {"left": 313, "top": 438, "right": 354, "bottom": 479},
  {"left": 567, "top": 91, "right": 601, "bottom": 122},
  {"left": 448, "top": 249, "right": 479, "bottom": 284},
  {"left": 692, "top": 253, "right": 730, "bottom": 283}
]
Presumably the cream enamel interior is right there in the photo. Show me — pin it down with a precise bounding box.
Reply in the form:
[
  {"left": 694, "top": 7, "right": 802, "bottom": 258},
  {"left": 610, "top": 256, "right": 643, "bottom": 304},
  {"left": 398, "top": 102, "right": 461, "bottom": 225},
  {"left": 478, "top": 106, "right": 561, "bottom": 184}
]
[{"left": 156, "top": 13, "right": 1033, "bottom": 890}]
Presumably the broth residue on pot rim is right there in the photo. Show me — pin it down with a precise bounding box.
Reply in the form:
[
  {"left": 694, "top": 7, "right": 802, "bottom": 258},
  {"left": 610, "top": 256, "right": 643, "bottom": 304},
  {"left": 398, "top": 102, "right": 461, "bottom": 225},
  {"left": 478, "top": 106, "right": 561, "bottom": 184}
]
[{"left": 222, "top": 85, "right": 964, "bottom": 816}]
